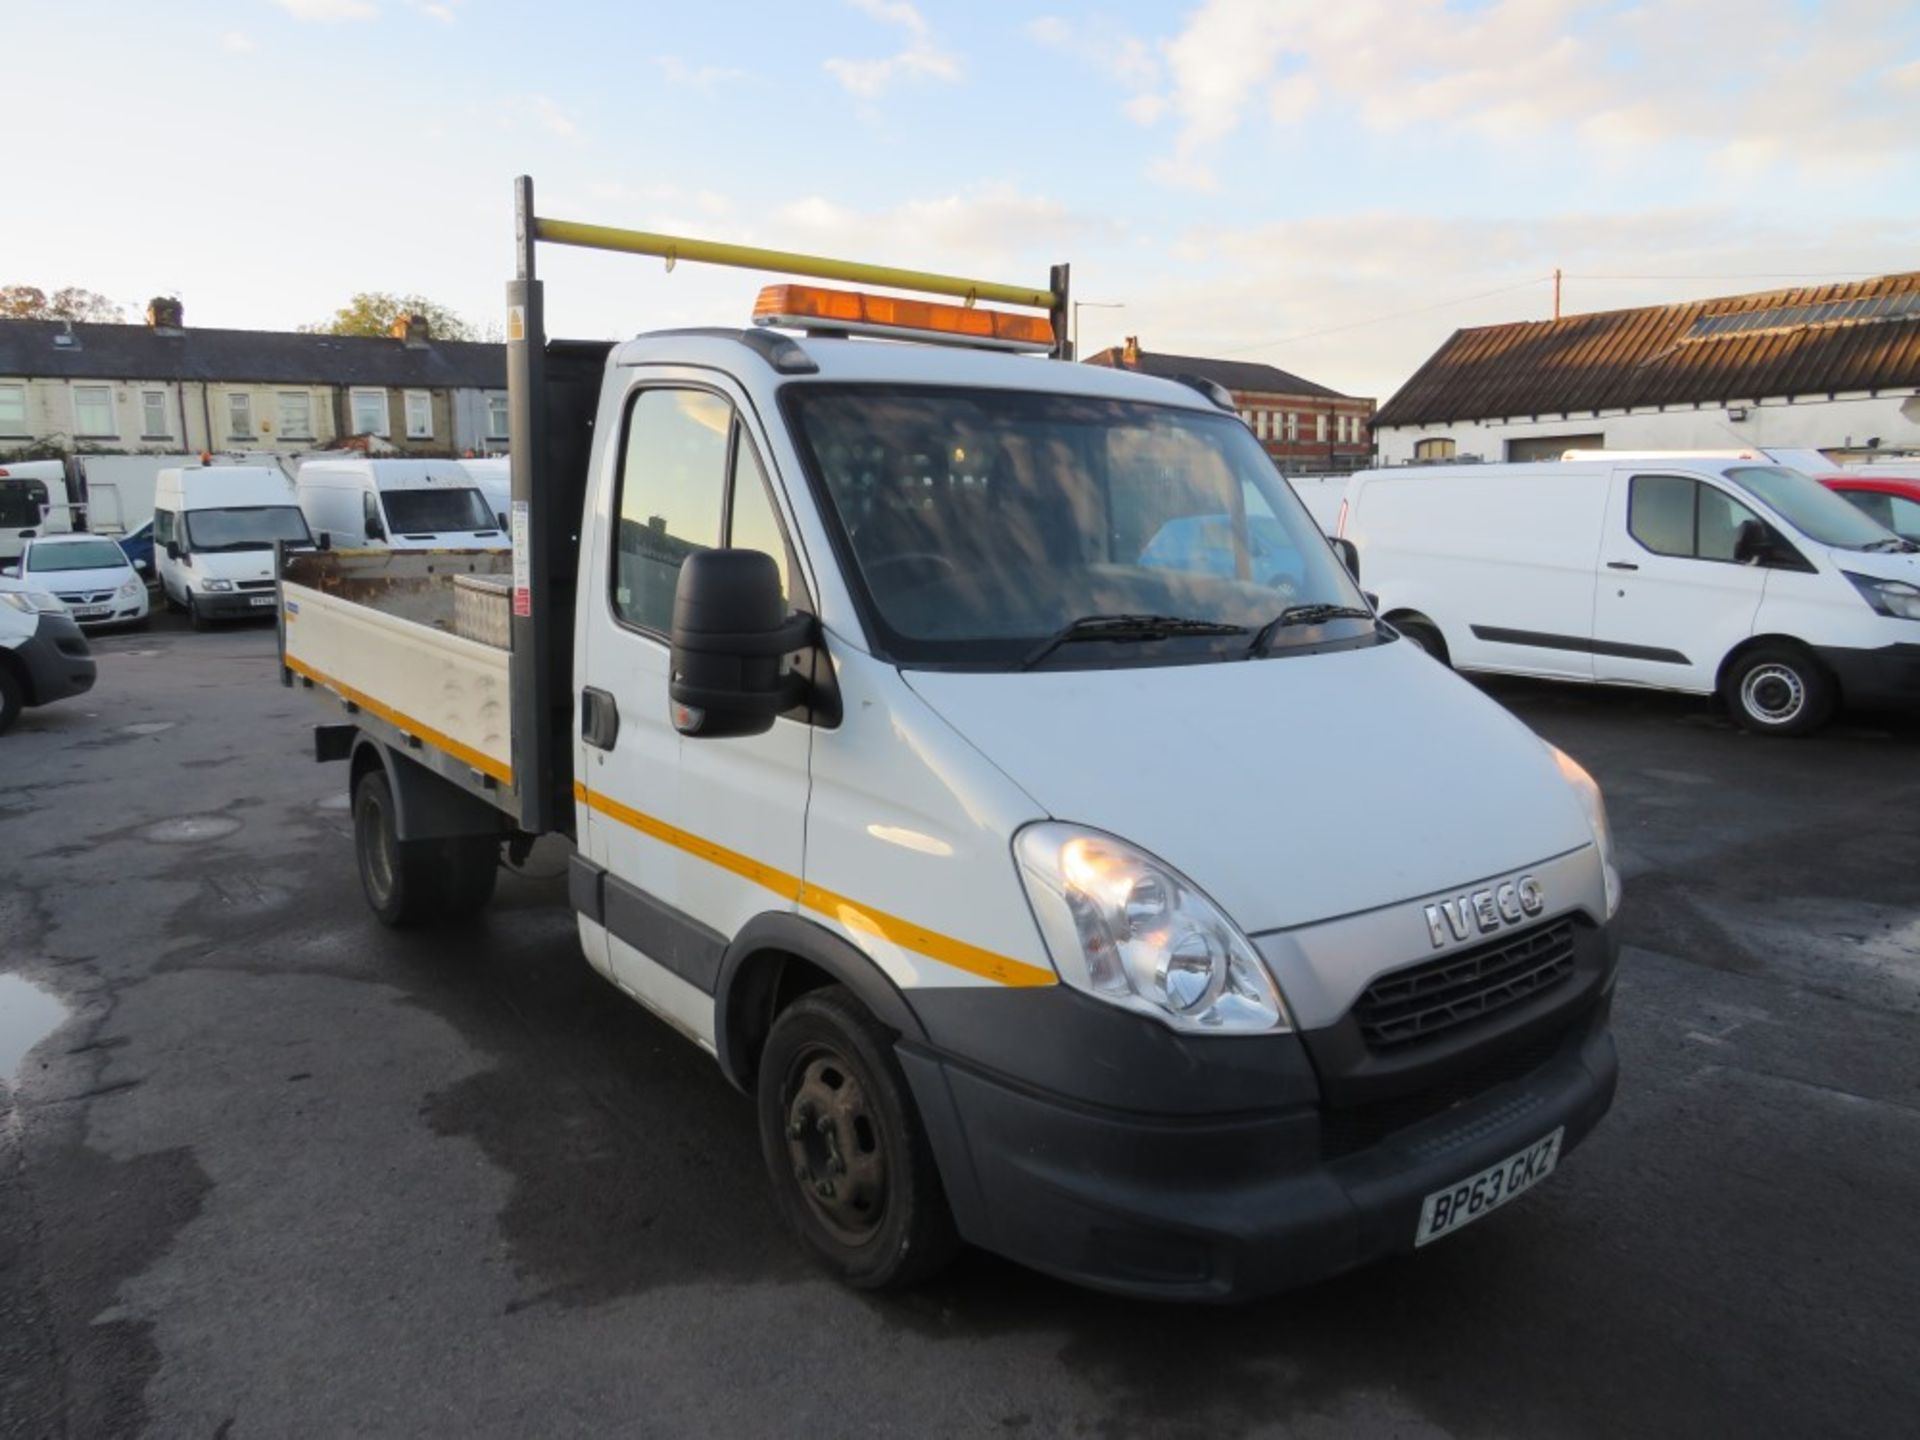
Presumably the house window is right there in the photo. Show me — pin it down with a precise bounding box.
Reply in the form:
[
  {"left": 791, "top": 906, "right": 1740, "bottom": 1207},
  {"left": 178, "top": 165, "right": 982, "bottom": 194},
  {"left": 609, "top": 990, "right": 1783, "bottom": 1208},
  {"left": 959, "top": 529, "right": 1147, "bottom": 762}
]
[
  {"left": 228, "top": 392, "right": 255, "bottom": 439},
  {"left": 142, "top": 390, "right": 170, "bottom": 438},
  {"left": 279, "top": 392, "right": 313, "bottom": 439},
  {"left": 1254, "top": 410, "right": 1269, "bottom": 441},
  {"left": 1414, "top": 438, "right": 1457, "bottom": 461},
  {"left": 73, "top": 384, "right": 116, "bottom": 437},
  {"left": 1315, "top": 412, "right": 1328, "bottom": 443},
  {"left": 404, "top": 390, "right": 433, "bottom": 439},
  {"left": 0, "top": 383, "right": 28, "bottom": 435},
  {"left": 350, "top": 388, "right": 389, "bottom": 437},
  {"left": 1284, "top": 412, "right": 1298, "bottom": 442},
  {"left": 486, "top": 392, "right": 509, "bottom": 439}
]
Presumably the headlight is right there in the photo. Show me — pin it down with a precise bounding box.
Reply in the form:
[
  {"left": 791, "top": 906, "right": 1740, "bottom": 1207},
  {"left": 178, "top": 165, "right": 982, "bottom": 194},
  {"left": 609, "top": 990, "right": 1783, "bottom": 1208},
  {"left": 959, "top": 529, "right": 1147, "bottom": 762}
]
[
  {"left": 0, "top": 590, "right": 67, "bottom": 614},
  {"left": 200, "top": 578, "right": 236, "bottom": 593},
  {"left": 1845, "top": 571, "right": 1920, "bottom": 621},
  {"left": 118, "top": 577, "right": 142, "bottom": 598},
  {"left": 1014, "top": 823, "right": 1290, "bottom": 1033},
  {"left": 1548, "top": 746, "right": 1622, "bottom": 918}
]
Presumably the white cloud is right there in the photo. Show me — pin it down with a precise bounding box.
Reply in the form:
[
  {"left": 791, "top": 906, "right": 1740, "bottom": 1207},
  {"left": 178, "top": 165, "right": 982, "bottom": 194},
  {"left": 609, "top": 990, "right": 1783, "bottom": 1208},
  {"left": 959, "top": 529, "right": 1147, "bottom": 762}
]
[
  {"left": 1066, "top": 0, "right": 1920, "bottom": 186},
  {"left": 823, "top": 0, "right": 961, "bottom": 99},
  {"left": 219, "top": 30, "right": 256, "bottom": 53},
  {"left": 274, "top": 0, "right": 377, "bottom": 20}
]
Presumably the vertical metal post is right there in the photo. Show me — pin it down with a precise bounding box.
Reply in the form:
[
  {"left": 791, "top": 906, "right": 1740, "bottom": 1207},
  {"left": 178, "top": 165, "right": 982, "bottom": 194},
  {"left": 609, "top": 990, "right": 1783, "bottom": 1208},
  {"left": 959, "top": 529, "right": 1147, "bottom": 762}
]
[
  {"left": 1049, "top": 263, "right": 1072, "bottom": 361},
  {"left": 506, "top": 175, "right": 553, "bottom": 834},
  {"left": 1553, "top": 267, "right": 1562, "bottom": 321}
]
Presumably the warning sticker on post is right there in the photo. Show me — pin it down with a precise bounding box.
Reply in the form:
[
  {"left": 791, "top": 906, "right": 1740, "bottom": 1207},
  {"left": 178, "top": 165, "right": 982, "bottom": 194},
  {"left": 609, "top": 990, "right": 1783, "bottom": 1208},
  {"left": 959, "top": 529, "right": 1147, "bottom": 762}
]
[{"left": 511, "top": 501, "right": 531, "bottom": 618}]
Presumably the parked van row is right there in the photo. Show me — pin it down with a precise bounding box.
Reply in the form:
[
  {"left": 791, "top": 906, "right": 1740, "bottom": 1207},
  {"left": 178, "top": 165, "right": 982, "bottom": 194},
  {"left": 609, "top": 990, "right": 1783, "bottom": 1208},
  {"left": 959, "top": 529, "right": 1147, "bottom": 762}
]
[{"left": 1334, "top": 454, "right": 1920, "bottom": 735}]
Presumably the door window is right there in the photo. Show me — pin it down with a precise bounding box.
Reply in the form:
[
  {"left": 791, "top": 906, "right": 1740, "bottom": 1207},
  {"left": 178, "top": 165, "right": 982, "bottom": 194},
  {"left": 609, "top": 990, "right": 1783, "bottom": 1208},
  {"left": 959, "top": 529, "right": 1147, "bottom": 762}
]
[
  {"left": 611, "top": 389, "right": 732, "bottom": 634},
  {"left": 1890, "top": 494, "right": 1920, "bottom": 541},
  {"left": 1628, "top": 474, "right": 1762, "bottom": 561}
]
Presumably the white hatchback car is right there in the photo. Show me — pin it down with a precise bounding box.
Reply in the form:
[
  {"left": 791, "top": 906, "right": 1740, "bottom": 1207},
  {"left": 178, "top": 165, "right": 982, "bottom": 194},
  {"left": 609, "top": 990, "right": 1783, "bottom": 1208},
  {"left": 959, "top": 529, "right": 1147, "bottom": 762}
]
[{"left": 1, "top": 533, "right": 151, "bottom": 630}]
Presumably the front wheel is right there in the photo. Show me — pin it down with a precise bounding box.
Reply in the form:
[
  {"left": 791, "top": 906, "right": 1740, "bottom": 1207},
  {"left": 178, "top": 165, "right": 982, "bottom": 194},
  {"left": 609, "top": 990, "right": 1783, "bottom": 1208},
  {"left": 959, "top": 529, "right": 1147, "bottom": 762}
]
[
  {"left": 187, "top": 595, "right": 210, "bottom": 632},
  {"left": 0, "top": 665, "right": 22, "bottom": 735},
  {"left": 1724, "top": 645, "right": 1834, "bottom": 736},
  {"left": 756, "top": 986, "right": 957, "bottom": 1290}
]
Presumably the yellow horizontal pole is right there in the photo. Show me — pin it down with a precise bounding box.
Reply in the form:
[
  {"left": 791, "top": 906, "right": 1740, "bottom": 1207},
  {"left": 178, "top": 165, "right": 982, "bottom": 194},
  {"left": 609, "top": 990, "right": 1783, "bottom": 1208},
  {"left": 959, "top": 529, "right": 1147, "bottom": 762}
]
[{"left": 532, "top": 216, "right": 1056, "bottom": 311}]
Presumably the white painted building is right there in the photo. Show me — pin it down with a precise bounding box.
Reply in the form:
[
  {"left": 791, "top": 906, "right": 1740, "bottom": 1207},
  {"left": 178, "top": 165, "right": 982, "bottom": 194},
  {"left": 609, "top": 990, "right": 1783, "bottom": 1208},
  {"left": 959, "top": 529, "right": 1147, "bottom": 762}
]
[{"left": 1373, "top": 273, "right": 1920, "bottom": 466}]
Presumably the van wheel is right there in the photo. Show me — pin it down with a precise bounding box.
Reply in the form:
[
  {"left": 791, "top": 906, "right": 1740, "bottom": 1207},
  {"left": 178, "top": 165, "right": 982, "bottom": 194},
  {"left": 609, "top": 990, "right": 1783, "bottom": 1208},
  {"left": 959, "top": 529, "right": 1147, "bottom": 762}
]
[
  {"left": 757, "top": 986, "right": 958, "bottom": 1290},
  {"left": 0, "top": 665, "right": 22, "bottom": 735},
  {"left": 187, "top": 596, "right": 210, "bottom": 632},
  {"left": 352, "top": 769, "right": 499, "bottom": 926},
  {"left": 1724, "top": 645, "right": 1834, "bottom": 736},
  {"left": 1394, "top": 616, "right": 1450, "bottom": 666}
]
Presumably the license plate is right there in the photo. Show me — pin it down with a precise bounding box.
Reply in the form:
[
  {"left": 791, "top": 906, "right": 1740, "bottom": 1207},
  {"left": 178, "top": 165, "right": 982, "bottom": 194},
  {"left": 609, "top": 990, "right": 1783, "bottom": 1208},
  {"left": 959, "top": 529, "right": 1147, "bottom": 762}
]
[
  {"left": 1415, "top": 1127, "right": 1563, "bottom": 1247},
  {"left": 73, "top": 605, "right": 109, "bottom": 618},
  {"left": 249, "top": 595, "right": 277, "bottom": 608}
]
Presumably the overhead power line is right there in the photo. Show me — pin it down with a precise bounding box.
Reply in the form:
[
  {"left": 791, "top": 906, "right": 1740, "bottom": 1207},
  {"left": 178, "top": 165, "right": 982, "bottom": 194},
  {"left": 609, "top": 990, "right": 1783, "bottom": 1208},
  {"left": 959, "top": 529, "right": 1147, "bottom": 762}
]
[{"left": 1221, "top": 277, "right": 1549, "bottom": 355}]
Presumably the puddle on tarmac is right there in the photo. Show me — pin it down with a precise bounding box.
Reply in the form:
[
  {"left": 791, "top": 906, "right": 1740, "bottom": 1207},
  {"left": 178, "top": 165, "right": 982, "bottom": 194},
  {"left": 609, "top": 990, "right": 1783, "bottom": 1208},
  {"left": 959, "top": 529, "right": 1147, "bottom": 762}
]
[
  {"left": 140, "top": 815, "right": 243, "bottom": 844},
  {"left": 0, "top": 974, "right": 69, "bottom": 1082},
  {"left": 118, "top": 722, "right": 176, "bottom": 737},
  {"left": 316, "top": 793, "right": 350, "bottom": 812}
]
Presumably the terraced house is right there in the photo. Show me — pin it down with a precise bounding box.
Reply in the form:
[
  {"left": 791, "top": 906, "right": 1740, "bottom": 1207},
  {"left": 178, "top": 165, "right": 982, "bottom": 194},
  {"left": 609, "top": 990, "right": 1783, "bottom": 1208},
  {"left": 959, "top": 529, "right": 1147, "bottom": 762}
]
[{"left": 0, "top": 300, "right": 509, "bottom": 460}]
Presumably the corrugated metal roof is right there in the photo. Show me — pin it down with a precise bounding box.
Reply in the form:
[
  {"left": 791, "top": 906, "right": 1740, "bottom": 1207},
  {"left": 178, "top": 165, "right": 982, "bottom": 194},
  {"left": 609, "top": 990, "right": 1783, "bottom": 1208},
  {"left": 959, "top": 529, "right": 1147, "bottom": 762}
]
[
  {"left": 1373, "top": 271, "right": 1920, "bottom": 429},
  {"left": 0, "top": 319, "right": 506, "bottom": 389},
  {"left": 1083, "top": 346, "right": 1350, "bottom": 399}
]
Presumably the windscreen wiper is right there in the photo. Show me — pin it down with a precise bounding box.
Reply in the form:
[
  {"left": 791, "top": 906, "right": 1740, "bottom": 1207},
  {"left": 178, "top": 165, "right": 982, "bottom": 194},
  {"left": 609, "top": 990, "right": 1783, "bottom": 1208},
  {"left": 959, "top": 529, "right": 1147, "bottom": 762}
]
[
  {"left": 1247, "top": 603, "right": 1376, "bottom": 657},
  {"left": 1020, "top": 613, "right": 1249, "bottom": 670},
  {"left": 1863, "top": 536, "right": 1919, "bottom": 553}
]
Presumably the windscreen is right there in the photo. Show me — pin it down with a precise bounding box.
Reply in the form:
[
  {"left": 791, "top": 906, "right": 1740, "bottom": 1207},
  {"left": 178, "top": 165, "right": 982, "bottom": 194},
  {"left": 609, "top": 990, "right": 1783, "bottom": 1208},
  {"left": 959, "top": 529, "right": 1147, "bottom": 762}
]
[
  {"left": 786, "top": 386, "right": 1369, "bottom": 668},
  {"left": 379, "top": 486, "right": 496, "bottom": 534},
  {"left": 0, "top": 479, "right": 49, "bottom": 529},
  {"left": 1727, "top": 466, "right": 1899, "bottom": 549},
  {"left": 27, "top": 540, "right": 126, "bottom": 572},
  {"left": 185, "top": 505, "right": 313, "bottom": 551}
]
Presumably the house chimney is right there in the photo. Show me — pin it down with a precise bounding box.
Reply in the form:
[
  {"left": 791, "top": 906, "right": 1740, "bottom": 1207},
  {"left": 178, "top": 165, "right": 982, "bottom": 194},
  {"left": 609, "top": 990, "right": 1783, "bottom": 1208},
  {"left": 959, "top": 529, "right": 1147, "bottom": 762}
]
[
  {"left": 1122, "top": 335, "right": 1141, "bottom": 367},
  {"left": 146, "top": 296, "right": 184, "bottom": 333},
  {"left": 392, "top": 313, "right": 431, "bottom": 348}
]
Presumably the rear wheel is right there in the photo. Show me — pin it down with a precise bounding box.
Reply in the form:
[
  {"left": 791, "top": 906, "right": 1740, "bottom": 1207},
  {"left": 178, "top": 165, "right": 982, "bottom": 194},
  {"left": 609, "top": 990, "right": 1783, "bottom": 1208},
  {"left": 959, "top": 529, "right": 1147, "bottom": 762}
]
[
  {"left": 757, "top": 986, "right": 957, "bottom": 1290},
  {"left": 352, "top": 769, "right": 499, "bottom": 926},
  {"left": 0, "top": 665, "right": 22, "bottom": 735},
  {"left": 1724, "top": 645, "right": 1834, "bottom": 736}
]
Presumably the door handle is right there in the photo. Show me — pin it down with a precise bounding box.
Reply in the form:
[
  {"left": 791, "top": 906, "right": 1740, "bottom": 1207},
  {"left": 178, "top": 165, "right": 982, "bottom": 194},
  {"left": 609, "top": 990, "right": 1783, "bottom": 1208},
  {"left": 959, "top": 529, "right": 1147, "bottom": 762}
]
[
  {"left": 1606, "top": 561, "right": 1639, "bottom": 571},
  {"left": 581, "top": 687, "right": 619, "bottom": 750}
]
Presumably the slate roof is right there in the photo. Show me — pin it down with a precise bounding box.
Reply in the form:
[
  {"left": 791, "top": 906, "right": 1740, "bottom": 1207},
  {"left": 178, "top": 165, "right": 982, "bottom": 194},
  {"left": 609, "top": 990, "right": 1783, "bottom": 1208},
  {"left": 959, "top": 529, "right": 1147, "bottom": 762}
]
[
  {"left": 1374, "top": 271, "right": 1920, "bottom": 428},
  {"left": 0, "top": 320, "right": 506, "bottom": 389},
  {"left": 1083, "top": 346, "right": 1350, "bottom": 400}
]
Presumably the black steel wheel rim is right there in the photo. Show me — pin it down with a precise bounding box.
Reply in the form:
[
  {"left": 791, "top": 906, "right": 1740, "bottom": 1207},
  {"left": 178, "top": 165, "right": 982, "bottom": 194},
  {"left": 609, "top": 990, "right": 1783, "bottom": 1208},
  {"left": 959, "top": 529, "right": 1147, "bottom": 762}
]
[{"left": 782, "top": 1043, "right": 889, "bottom": 1245}]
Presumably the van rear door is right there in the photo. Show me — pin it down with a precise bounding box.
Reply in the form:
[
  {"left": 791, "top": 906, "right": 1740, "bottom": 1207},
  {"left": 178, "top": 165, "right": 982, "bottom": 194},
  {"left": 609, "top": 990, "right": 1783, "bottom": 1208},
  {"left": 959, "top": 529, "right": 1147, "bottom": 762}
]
[{"left": 1593, "top": 468, "right": 1765, "bottom": 692}]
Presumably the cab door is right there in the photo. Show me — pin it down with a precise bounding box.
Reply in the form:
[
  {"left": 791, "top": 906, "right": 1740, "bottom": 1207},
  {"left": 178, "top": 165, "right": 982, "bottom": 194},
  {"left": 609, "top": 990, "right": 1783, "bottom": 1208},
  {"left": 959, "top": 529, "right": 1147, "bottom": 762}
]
[
  {"left": 1592, "top": 470, "right": 1767, "bottom": 692},
  {"left": 575, "top": 376, "right": 813, "bottom": 1048}
]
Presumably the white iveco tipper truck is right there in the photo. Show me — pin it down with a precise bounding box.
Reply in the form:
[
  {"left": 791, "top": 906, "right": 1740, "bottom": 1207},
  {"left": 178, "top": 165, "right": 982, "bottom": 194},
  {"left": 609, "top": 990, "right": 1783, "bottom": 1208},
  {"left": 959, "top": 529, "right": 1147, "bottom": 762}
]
[{"left": 277, "top": 178, "right": 1622, "bottom": 1299}]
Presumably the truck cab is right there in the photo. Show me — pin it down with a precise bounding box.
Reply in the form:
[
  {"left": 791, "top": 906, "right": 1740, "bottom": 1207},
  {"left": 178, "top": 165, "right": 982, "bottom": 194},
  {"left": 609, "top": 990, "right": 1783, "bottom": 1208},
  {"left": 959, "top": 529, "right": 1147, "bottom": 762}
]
[{"left": 278, "top": 181, "right": 1622, "bottom": 1300}]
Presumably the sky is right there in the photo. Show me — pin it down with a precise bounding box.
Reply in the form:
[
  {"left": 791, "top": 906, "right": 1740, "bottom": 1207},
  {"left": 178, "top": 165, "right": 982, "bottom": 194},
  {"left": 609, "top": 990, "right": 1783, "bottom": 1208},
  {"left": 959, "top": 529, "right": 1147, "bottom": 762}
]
[{"left": 6, "top": 0, "right": 1920, "bottom": 401}]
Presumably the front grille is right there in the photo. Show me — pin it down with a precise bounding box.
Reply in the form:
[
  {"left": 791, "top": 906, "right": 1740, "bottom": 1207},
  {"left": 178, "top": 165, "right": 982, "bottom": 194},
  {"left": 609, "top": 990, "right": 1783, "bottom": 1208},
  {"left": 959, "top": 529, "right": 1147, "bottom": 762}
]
[
  {"left": 1354, "top": 918, "right": 1577, "bottom": 1051},
  {"left": 57, "top": 591, "right": 113, "bottom": 605},
  {"left": 1320, "top": 1026, "right": 1569, "bottom": 1159},
  {"left": 237, "top": 579, "right": 277, "bottom": 592}
]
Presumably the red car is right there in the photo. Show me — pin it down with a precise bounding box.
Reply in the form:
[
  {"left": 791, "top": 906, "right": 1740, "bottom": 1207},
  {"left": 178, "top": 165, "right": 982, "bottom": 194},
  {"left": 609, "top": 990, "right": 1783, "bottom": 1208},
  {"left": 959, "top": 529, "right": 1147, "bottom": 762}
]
[{"left": 1820, "top": 472, "right": 1920, "bottom": 545}]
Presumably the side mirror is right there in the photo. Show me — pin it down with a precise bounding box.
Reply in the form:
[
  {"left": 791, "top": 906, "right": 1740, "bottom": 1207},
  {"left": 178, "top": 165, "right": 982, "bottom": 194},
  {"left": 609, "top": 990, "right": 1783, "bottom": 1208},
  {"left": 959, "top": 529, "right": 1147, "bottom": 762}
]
[
  {"left": 164, "top": 539, "right": 181, "bottom": 561},
  {"left": 135, "top": 557, "right": 150, "bottom": 574},
  {"left": 18, "top": 529, "right": 35, "bottom": 541},
  {"left": 669, "top": 549, "right": 812, "bottom": 739},
  {"left": 317, "top": 531, "right": 333, "bottom": 552},
  {"left": 496, "top": 512, "right": 509, "bottom": 530},
  {"left": 1330, "top": 536, "right": 1361, "bottom": 582},
  {"left": 0, "top": 565, "right": 17, "bottom": 579}
]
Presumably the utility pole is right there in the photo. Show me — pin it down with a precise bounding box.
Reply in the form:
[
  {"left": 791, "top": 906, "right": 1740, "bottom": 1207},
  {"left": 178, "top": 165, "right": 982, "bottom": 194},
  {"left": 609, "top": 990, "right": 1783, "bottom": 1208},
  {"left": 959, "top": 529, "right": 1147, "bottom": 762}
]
[{"left": 1553, "top": 268, "right": 1562, "bottom": 321}]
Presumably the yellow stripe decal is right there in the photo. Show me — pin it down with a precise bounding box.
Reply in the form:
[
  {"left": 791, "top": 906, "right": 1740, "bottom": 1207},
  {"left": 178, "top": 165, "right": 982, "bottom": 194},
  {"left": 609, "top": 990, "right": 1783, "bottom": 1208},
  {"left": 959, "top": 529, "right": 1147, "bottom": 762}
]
[
  {"left": 572, "top": 780, "right": 1055, "bottom": 989},
  {"left": 287, "top": 655, "right": 514, "bottom": 786}
]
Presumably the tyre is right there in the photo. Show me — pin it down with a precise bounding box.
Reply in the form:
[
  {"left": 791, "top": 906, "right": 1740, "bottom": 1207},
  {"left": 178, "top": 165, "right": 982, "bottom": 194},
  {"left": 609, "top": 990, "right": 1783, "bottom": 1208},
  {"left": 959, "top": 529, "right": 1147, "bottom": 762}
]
[
  {"left": 0, "top": 665, "right": 22, "bottom": 735},
  {"left": 1394, "top": 615, "right": 1450, "bottom": 666},
  {"left": 188, "top": 595, "right": 210, "bottom": 632},
  {"left": 351, "top": 769, "right": 498, "bottom": 926},
  {"left": 1724, "top": 645, "right": 1834, "bottom": 736},
  {"left": 757, "top": 985, "right": 958, "bottom": 1290}
]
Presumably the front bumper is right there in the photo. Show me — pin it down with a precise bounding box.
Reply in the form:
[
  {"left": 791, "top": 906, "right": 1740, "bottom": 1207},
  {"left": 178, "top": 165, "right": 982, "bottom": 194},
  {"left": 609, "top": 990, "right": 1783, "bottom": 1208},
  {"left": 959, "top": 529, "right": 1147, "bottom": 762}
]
[
  {"left": 192, "top": 588, "right": 279, "bottom": 620},
  {"left": 901, "top": 926, "right": 1618, "bottom": 1301},
  {"left": 1815, "top": 640, "right": 1920, "bottom": 711},
  {"left": 16, "top": 613, "right": 97, "bottom": 705}
]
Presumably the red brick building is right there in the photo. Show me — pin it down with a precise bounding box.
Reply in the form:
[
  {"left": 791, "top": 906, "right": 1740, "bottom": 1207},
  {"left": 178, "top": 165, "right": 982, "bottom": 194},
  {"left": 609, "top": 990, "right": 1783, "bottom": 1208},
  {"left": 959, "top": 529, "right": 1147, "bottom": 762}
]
[{"left": 1084, "top": 337, "right": 1376, "bottom": 472}]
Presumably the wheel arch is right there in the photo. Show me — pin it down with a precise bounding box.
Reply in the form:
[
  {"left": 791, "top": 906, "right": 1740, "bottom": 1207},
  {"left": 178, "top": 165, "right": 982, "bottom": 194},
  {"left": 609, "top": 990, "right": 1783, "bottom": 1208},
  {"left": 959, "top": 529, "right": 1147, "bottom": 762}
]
[
  {"left": 349, "top": 736, "right": 502, "bottom": 843},
  {"left": 713, "top": 913, "right": 927, "bottom": 1094},
  {"left": 1714, "top": 632, "right": 1831, "bottom": 697}
]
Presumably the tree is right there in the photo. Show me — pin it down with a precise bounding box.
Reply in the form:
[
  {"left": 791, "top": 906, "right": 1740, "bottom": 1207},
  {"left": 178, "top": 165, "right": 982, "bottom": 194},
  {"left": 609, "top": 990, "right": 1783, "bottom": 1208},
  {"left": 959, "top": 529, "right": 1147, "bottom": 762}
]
[
  {"left": 302, "top": 292, "right": 478, "bottom": 342},
  {"left": 0, "top": 286, "right": 125, "bottom": 322}
]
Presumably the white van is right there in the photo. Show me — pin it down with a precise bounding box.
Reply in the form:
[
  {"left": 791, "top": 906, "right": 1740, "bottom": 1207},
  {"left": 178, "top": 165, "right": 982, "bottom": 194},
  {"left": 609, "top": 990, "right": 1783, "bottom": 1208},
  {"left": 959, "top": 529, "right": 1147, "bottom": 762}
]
[
  {"left": 458, "top": 456, "right": 510, "bottom": 531},
  {"left": 1341, "top": 458, "right": 1920, "bottom": 734},
  {"left": 294, "top": 459, "right": 507, "bottom": 551},
  {"left": 155, "top": 466, "right": 312, "bottom": 629},
  {"left": 0, "top": 461, "right": 74, "bottom": 562}
]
